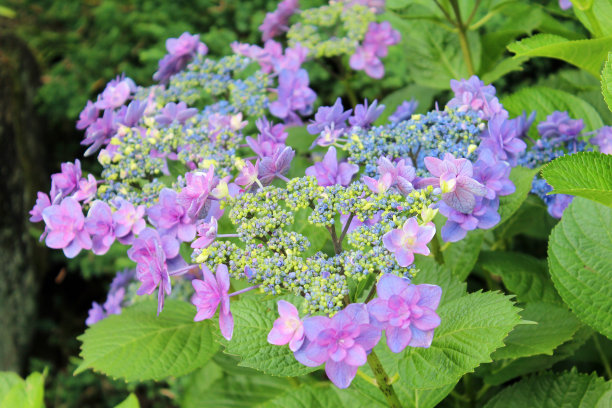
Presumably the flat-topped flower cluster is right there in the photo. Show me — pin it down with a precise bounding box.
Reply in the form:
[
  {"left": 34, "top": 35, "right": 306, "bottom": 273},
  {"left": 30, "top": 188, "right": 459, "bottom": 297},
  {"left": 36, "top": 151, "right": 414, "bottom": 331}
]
[{"left": 28, "top": 0, "right": 612, "bottom": 392}]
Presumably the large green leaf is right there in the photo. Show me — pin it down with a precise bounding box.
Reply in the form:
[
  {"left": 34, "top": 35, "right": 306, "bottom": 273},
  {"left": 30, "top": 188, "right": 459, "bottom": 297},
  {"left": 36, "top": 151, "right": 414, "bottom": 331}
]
[
  {"left": 548, "top": 197, "right": 612, "bottom": 340},
  {"left": 477, "top": 326, "right": 593, "bottom": 386},
  {"left": 180, "top": 356, "right": 294, "bottom": 408},
  {"left": 221, "top": 295, "right": 319, "bottom": 377},
  {"left": 508, "top": 34, "right": 612, "bottom": 77},
  {"left": 541, "top": 152, "right": 612, "bottom": 208},
  {"left": 0, "top": 371, "right": 45, "bottom": 408},
  {"left": 574, "top": 0, "right": 612, "bottom": 37},
  {"left": 75, "top": 300, "right": 218, "bottom": 382},
  {"left": 413, "top": 255, "right": 467, "bottom": 304},
  {"left": 603, "top": 52, "right": 612, "bottom": 112},
  {"left": 502, "top": 86, "right": 603, "bottom": 138},
  {"left": 479, "top": 251, "right": 561, "bottom": 304},
  {"left": 258, "top": 383, "right": 347, "bottom": 408},
  {"left": 114, "top": 394, "right": 140, "bottom": 408},
  {"left": 398, "top": 291, "right": 521, "bottom": 389},
  {"left": 491, "top": 302, "right": 581, "bottom": 360},
  {"left": 483, "top": 370, "right": 612, "bottom": 408},
  {"left": 498, "top": 166, "right": 540, "bottom": 225},
  {"left": 433, "top": 214, "right": 484, "bottom": 281}
]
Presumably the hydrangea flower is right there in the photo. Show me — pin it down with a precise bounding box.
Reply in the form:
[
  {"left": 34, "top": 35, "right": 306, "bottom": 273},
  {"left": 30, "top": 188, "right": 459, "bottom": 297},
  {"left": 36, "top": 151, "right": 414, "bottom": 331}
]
[
  {"left": 155, "top": 101, "right": 198, "bottom": 126},
  {"left": 50, "top": 160, "right": 82, "bottom": 198},
  {"left": 473, "top": 150, "right": 514, "bottom": 200},
  {"left": 267, "top": 300, "right": 305, "bottom": 351},
  {"left": 192, "top": 264, "right": 233, "bottom": 340},
  {"left": 74, "top": 174, "right": 98, "bottom": 203},
  {"left": 29, "top": 192, "right": 51, "bottom": 223},
  {"left": 480, "top": 115, "right": 528, "bottom": 165},
  {"left": 95, "top": 76, "right": 133, "bottom": 110},
  {"left": 192, "top": 217, "right": 218, "bottom": 249},
  {"left": 259, "top": 0, "right": 299, "bottom": 41},
  {"left": 307, "top": 98, "right": 352, "bottom": 135},
  {"left": 154, "top": 32, "right": 208, "bottom": 83},
  {"left": 127, "top": 228, "right": 174, "bottom": 314},
  {"left": 112, "top": 198, "right": 146, "bottom": 245},
  {"left": 349, "top": 99, "right": 385, "bottom": 128},
  {"left": 148, "top": 188, "right": 196, "bottom": 242},
  {"left": 294, "top": 303, "right": 381, "bottom": 388},
  {"left": 377, "top": 157, "right": 416, "bottom": 195},
  {"left": 388, "top": 99, "right": 418, "bottom": 122},
  {"left": 559, "top": 0, "right": 572, "bottom": 9},
  {"left": 447, "top": 75, "right": 507, "bottom": 121},
  {"left": 438, "top": 198, "right": 500, "bottom": 242},
  {"left": 177, "top": 167, "right": 215, "bottom": 221},
  {"left": 258, "top": 146, "right": 295, "bottom": 184},
  {"left": 590, "top": 126, "right": 612, "bottom": 154},
  {"left": 82, "top": 108, "right": 117, "bottom": 156},
  {"left": 305, "top": 147, "right": 359, "bottom": 187},
  {"left": 537, "top": 111, "right": 584, "bottom": 146},
  {"left": 269, "top": 69, "right": 316, "bottom": 122},
  {"left": 85, "top": 201, "right": 115, "bottom": 255},
  {"left": 382, "top": 217, "right": 435, "bottom": 267},
  {"left": 119, "top": 99, "right": 147, "bottom": 127},
  {"left": 41, "top": 197, "right": 92, "bottom": 258},
  {"left": 367, "top": 274, "right": 442, "bottom": 352},
  {"left": 421, "top": 153, "right": 487, "bottom": 214},
  {"left": 77, "top": 101, "right": 99, "bottom": 130},
  {"left": 350, "top": 22, "right": 400, "bottom": 79},
  {"left": 235, "top": 160, "right": 261, "bottom": 190}
]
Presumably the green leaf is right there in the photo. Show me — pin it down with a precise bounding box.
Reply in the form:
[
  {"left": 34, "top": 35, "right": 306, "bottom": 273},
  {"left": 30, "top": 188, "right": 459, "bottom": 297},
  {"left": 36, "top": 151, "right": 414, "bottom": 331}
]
[
  {"left": 221, "top": 295, "right": 319, "bottom": 377},
  {"left": 478, "top": 326, "right": 593, "bottom": 386},
  {"left": 413, "top": 256, "right": 467, "bottom": 305},
  {"left": 286, "top": 126, "right": 313, "bottom": 155},
  {"left": 433, "top": 214, "right": 484, "bottom": 281},
  {"left": 574, "top": 1, "right": 612, "bottom": 37},
  {"left": 291, "top": 208, "right": 329, "bottom": 257},
  {"left": 541, "top": 152, "right": 612, "bottom": 208},
  {"left": 508, "top": 34, "right": 612, "bottom": 77},
  {"left": 257, "top": 383, "right": 346, "bottom": 408},
  {"left": 483, "top": 369, "right": 612, "bottom": 408},
  {"left": 0, "top": 372, "right": 22, "bottom": 400},
  {"left": 398, "top": 291, "right": 521, "bottom": 389},
  {"left": 502, "top": 86, "right": 603, "bottom": 139},
  {"left": 492, "top": 302, "right": 581, "bottom": 359},
  {"left": 479, "top": 251, "right": 561, "bottom": 304},
  {"left": 114, "top": 393, "right": 140, "bottom": 408},
  {"left": 602, "top": 52, "right": 612, "bottom": 112},
  {"left": 498, "top": 166, "right": 540, "bottom": 225},
  {"left": 75, "top": 300, "right": 218, "bottom": 382},
  {"left": 494, "top": 195, "right": 558, "bottom": 240},
  {"left": 180, "top": 355, "right": 294, "bottom": 408},
  {"left": 548, "top": 197, "right": 612, "bottom": 340},
  {"left": 0, "top": 371, "right": 45, "bottom": 408}
]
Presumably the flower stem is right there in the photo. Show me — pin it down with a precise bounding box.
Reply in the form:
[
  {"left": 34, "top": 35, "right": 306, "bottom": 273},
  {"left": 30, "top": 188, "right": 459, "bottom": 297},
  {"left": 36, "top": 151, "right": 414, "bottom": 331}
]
[
  {"left": 327, "top": 225, "right": 342, "bottom": 254},
  {"left": 168, "top": 264, "right": 199, "bottom": 276},
  {"left": 583, "top": 6, "right": 603, "bottom": 37},
  {"left": 593, "top": 335, "right": 612, "bottom": 380},
  {"left": 449, "top": 0, "right": 476, "bottom": 76},
  {"left": 217, "top": 233, "right": 239, "bottom": 238},
  {"left": 229, "top": 284, "right": 261, "bottom": 297},
  {"left": 338, "top": 213, "right": 354, "bottom": 245},
  {"left": 367, "top": 351, "right": 403, "bottom": 408}
]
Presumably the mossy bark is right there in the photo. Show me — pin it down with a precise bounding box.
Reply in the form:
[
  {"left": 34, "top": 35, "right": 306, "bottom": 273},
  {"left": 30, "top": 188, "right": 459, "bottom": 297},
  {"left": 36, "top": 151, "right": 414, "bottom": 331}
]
[{"left": 0, "top": 32, "right": 48, "bottom": 372}]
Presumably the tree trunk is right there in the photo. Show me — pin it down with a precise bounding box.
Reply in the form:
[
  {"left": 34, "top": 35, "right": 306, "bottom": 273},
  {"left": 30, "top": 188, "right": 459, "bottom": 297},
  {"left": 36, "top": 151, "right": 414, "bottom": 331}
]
[{"left": 0, "top": 32, "right": 47, "bottom": 372}]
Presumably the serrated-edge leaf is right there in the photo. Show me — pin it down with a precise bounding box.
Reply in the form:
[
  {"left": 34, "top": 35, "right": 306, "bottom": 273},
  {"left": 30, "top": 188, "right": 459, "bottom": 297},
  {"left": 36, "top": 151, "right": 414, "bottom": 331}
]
[
  {"left": 76, "top": 300, "right": 218, "bottom": 382},
  {"left": 479, "top": 251, "right": 561, "bottom": 304},
  {"left": 398, "top": 291, "right": 521, "bottom": 389},
  {"left": 114, "top": 393, "right": 140, "bottom": 408},
  {"left": 221, "top": 296, "right": 319, "bottom": 377},
  {"left": 257, "top": 383, "right": 344, "bottom": 408},
  {"left": 491, "top": 302, "right": 581, "bottom": 360},
  {"left": 541, "top": 151, "right": 612, "bottom": 208},
  {"left": 602, "top": 52, "right": 612, "bottom": 112},
  {"left": 508, "top": 34, "right": 612, "bottom": 77},
  {"left": 483, "top": 369, "right": 612, "bottom": 408},
  {"left": 548, "top": 198, "right": 612, "bottom": 340},
  {"left": 498, "top": 166, "right": 540, "bottom": 225}
]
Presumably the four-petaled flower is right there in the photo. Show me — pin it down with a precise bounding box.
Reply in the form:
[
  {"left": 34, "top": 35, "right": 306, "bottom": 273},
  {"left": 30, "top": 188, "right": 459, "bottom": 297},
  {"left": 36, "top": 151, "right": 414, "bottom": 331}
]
[
  {"left": 42, "top": 197, "right": 92, "bottom": 258},
  {"left": 267, "top": 300, "right": 305, "bottom": 352},
  {"left": 368, "top": 274, "right": 442, "bottom": 352},
  {"left": 295, "top": 303, "right": 381, "bottom": 388},
  {"left": 383, "top": 217, "right": 435, "bottom": 267},
  {"left": 192, "top": 264, "right": 234, "bottom": 340},
  {"left": 305, "top": 147, "right": 358, "bottom": 187}
]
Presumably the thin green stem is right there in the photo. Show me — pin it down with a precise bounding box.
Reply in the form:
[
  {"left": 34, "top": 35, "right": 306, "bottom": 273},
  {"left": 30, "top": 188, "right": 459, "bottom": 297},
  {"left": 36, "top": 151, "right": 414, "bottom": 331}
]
[
  {"left": 449, "top": 0, "right": 476, "bottom": 76},
  {"left": 327, "top": 225, "right": 342, "bottom": 254},
  {"left": 338, "top": 213, "right": 354, "bottom": 245},
  {"left": 593, "top": 335, "right": 612, "bottom": 380},
  {"left": 367, "top": 351, "right": 403, "bottom": 408},
  {"left": 475, "top": 383, "right": 492, "bottom": 400},
  {"left": 430, "top": 234, "right": 445, "bottom": 264},
  {"left": 433, "top": 0, "right": 456, "bottom": 26},
  {"left": 465, "top": 0, "right": 482, "bottom": 26}
]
